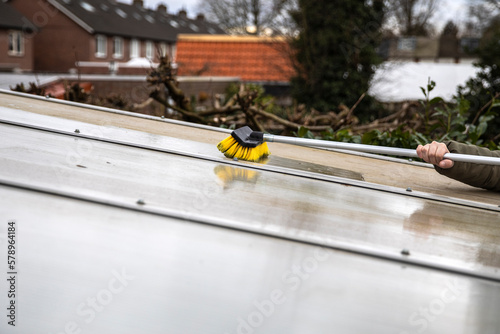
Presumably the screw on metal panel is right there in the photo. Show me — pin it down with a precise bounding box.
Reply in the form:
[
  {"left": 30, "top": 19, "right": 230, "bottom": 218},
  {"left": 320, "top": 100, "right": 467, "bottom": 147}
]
[
  {"left": 401, "top": 249, "right": 410, "bottom": 256},
  {"left": 74, "top": 129, "right": 80, "bottom": 133},
  {"left": 137, "top": 199, "right": 145, "bottom": 205},
  {"left": 406, "top": 187, "right": 412, "bottom": 192}
]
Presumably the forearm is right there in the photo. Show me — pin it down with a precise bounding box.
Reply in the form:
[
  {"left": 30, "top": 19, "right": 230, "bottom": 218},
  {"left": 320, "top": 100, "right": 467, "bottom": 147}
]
[{"left": 435, "top": 141, "right": 500, "bottom": 191}]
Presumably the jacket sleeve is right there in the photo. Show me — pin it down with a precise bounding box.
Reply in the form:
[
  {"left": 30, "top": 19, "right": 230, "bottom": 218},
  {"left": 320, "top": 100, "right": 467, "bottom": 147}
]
[{"left": 434, "top": 141, "right": 500, "bottom": 191}]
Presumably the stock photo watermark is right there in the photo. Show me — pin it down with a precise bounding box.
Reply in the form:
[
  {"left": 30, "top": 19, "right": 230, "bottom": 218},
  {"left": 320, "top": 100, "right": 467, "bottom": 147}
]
[
  {"left": 20, "top": 0, "right": 58, "bottom": 39},
  {"left": 5, "top": 220, "right": 17, "bottom": 327},
  {"left": 49, "top": 267, "right": 134, "bottom": 334},
  {"left": 225, "top": 246, "right": 333, "bottom": 334},
  {"left": 399, "top": 278, "right": 466, "bottom": 334}
]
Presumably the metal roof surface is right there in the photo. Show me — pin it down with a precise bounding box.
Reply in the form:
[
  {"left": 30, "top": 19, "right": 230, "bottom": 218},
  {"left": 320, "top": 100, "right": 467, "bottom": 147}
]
[{"left": 0, "top": 90, "right": 500, "bottom": 333}]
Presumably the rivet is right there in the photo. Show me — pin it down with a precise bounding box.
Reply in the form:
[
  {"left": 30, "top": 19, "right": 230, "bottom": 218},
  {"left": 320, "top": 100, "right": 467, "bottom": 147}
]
[
  {"left": 45, "top": 95, "right": 50, "bottom": 99},
  {"left": 161, "top": 115, "right": 165, "bottom": 119},
  {"left": 233, "top": 157, "right": 238, "bottom": 161},
  {"left": 406, "top": 187, "right": 412, "bottom": 192},
  {"left": 137, "top": 199, "right": 145, "bottom": 205},
  {"left": 408, "top": 158, "right": 413, "bottom": 162},
  {"left": 74, "top": 129, "right": 80, "bottom": 133},
  {"left": 401, "top": 249, "right": 410, "bottom": 256}
]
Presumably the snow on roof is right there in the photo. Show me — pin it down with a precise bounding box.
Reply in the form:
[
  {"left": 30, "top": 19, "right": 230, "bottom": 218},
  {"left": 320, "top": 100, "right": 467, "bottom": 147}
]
[{"left": 370, "top": 61, "right": 480, "bottom": 102}]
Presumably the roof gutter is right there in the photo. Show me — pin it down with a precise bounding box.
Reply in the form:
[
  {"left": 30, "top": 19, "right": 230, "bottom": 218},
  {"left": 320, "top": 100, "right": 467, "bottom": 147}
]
[{"left": 47, "top": 0, "right": 94, "bottom": 34}]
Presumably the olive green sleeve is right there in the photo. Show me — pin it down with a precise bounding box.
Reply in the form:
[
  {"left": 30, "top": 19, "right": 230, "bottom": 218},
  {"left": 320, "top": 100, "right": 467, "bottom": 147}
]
[{"left": 434, "top": 141, "right": 500, "bottom": 191}]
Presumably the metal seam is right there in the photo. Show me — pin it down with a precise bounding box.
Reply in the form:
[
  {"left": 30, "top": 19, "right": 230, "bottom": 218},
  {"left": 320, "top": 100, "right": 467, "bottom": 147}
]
[
  {"left": 1, "top": 117, "right": 499, "bottom": 213},
  {"left": 1, "top": 178, "right": 499, "bottom": 283}
]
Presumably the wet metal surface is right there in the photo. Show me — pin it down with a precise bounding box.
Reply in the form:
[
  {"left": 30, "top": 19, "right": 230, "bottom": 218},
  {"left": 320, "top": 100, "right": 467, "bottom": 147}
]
[
  {"left": 267, "top": 155, "right": 364, "bottom": 181},
  {"left": 1, "top": 123, "right": 500, "bottom": 280},
  {"left": 2, "top": 104, "right": 500, "bottom": 333},
  {"left": 1, "top": 186, "right": 500, "bottom": 334}
]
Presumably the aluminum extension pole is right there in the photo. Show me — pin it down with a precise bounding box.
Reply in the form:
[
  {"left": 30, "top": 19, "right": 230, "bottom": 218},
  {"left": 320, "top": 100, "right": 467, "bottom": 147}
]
[{"left": 263, "top": 134, "right": 500, "bottom": 166}]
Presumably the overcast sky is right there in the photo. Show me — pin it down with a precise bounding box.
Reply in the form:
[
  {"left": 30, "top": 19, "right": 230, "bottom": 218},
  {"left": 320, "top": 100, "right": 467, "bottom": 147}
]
[
  {"left": 119, "top": 0, "right": 200, "bottom": 16},
  {"left": 119, "top": 0, "right": 468, "bottom": 30}
]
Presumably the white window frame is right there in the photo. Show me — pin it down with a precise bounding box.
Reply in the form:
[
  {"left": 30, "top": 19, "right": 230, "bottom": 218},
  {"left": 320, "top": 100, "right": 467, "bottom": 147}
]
[
  {"left": 130, "top": 38, "right": 140, "bottom": 58},
  {"left": 95, "top": 34, "right": 107, "bottom": 58},
  {"left": 145, "top": 40, "right": 154, "bottom": 59},
  {"left": 8, "top": 30, "right": 24, "bottom": 56},
  {"left": 113, "top": 36, "right": 123, "bottom": 59},
  {"left": 171, "top": 44, "right": 177, "bottom": 62},
  {"left": 159, "top": 42, "right": 168, "bottom": 58}
]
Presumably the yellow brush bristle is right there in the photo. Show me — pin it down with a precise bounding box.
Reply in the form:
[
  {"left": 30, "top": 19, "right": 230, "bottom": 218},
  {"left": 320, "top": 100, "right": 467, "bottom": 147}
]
[{"left": 217, "top": 135, "right": 270, "bottom": 162}]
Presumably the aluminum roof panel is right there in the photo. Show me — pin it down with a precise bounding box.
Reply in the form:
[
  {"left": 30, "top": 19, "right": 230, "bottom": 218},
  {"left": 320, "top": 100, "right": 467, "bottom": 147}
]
[
  {"left": 1, "top": 121, "right": 500, "bottom": 281},
  {"left": 2, "top": 91, "right": 500, "bottom": 333},
  {"left": 1, "top": 185, "right": 499, "bottom": 333}
]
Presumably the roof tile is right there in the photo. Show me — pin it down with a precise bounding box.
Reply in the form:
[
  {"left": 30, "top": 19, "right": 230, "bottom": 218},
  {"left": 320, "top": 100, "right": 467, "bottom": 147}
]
[{"left": 176, "top": 35, "right": 295, "bottom": 82}]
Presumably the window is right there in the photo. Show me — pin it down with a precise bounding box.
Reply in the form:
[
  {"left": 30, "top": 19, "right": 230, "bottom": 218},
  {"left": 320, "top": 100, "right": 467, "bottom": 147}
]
[
  {"left": 95, "top": 35, "right": 107, "bottom": 58},
  {"left": 171, "top": 44, "right": 177, "bottom": 62},
  {"left": 460, "top": 38, "right": 480, "bottom": 54},
  {"left": 159, "top": 42, "right": 168, "bottom": 57},
  {"left": 80, "top": 1, "right": 96, "bottom": 12},
  {"left": 130, "top": 39, "right": 139, "bottom": 58},
  {"left": 145, "top": 41, "right": 154, "bottom": 59},
  {"left": 113, "top": 37, "right": 123, "bottom": 58},
  {"left": 397, "top": 37, "right": 416, "bottom": 51},
  {"left": 8, "top": 31, "right": 24, "bottom": 56},
  {"left": 115, "top": 8, "right": 127, "bottom": 18}
]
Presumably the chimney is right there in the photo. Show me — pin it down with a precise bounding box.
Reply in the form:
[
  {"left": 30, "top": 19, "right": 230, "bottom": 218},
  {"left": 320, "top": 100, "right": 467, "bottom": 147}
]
[
  {"left": 196, "top": 13, "right": 205, "bottom": 21},
  {"left": 157, "top": 3, "right": 167, "bottom": 13},
  {"left": 133, "top": 0, "right": 143, "bottom": 7},
  {"left": 178, "top": 9, "right": 187, "bottom": 18}
]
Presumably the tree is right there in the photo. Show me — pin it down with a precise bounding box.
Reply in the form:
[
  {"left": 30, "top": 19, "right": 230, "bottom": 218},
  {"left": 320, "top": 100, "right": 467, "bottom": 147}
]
[
  {"left": 385, "top": 0, "right": 440, "bottom": 36},
  {"left": 197, "top": 0, "right": 296, "bottom": 35},
  {"left": 457, "top": 18, "right": 500, "bottom": 142},
  {"left": 463, "top": 0, "right": 500, "bottom": 37},
  {"left": 289, "top": 0, "right": 385, "bottom": 117}
]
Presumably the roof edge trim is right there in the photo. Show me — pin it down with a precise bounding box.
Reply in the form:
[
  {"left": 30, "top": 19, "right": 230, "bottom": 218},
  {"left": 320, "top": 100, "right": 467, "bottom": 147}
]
[
  {"left": 177, "top": 34, "right": 289, "bottom": 43},
  {"left": 47, "top": 0, "right": 94, "bottom": 34}
]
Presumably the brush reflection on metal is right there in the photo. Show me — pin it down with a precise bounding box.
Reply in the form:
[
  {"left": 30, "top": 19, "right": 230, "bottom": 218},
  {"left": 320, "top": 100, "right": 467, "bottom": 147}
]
[
  {"left": 2, "top": 92, "right": 500, "bottom": 333},
  {"left": 214, "top": 165, "right": 260, "bottom": 187}
]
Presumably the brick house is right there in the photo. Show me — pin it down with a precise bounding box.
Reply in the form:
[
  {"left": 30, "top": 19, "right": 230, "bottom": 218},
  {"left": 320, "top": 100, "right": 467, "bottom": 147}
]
[
  {"left": 5, "top": 0, "right": 224, "bottom": 74},
  {"left": 0, "top": 2, "right": 35, "bottom": 72}
]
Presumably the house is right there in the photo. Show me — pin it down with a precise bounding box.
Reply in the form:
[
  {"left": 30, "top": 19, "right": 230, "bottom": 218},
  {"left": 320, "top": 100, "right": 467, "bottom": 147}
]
[
  {"left": 0, "top": 2, "right": 35, "bottom": 72},
  {"left": 175, "top": 34, "right": 295, "bottom": 105},
  {"left": 5, "top": 0, "right": 225, "bottom": 74},
  {"left": 379, "top": 35, "right": 479, "bottom": 64}
]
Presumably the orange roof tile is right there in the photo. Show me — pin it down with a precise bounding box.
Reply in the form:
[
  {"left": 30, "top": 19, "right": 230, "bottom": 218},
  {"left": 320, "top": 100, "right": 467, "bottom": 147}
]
[{"left": 175, "top": 35, "right": 295, "bottom": 82}]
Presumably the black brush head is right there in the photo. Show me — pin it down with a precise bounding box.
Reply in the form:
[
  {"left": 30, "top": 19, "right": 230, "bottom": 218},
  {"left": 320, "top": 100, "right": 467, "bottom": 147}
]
[{"left": 231, "top": 126, "right": 264, "bottom": 148}]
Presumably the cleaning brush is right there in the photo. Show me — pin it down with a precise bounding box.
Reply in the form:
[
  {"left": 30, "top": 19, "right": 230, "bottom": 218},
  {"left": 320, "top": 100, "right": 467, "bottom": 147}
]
[
  {"left": 217, "top": 126, "right": 500, "bottom": 165},
  {"left": 217, "top": 126, "right": 270, "bottom": 162}
]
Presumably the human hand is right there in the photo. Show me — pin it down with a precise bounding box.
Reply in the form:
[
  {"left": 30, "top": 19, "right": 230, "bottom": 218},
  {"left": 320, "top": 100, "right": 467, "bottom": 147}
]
[{"left": 416, "top": 141, "right": 454, "bottom": 169}]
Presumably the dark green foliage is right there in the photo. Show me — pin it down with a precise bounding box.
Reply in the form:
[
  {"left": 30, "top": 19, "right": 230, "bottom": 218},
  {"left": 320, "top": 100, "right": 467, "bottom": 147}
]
[
  {"left": 457, "top": 19, "right": 500, "bottom": 141},
  {"left": 289, "top": 0, "right": 385, "bottom": 118},
  {"left": 296, "top": 80, "right": 500, "bottom": 152}
]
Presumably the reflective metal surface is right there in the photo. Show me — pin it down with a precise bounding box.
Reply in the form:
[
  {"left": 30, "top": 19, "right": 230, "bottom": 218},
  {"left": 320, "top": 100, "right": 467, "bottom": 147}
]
[
  {"left": 1, "top": 122, "right": 500, "bottom": 279},
  {"left": 1, "top": 186, "right": 500, "bottom": 334},
  {"left": 1, "top": 98, "right": 500, "bottom": 333}
]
